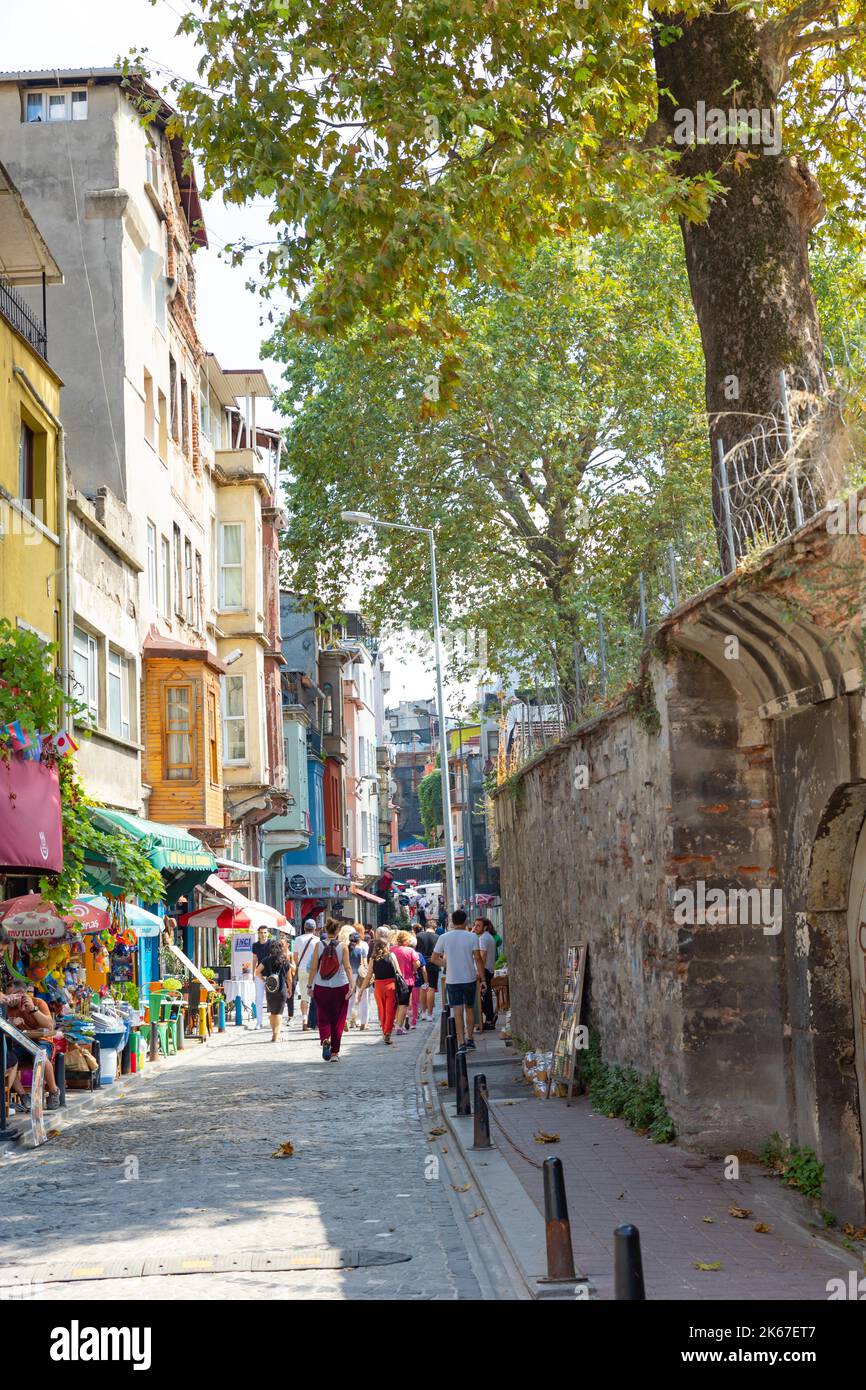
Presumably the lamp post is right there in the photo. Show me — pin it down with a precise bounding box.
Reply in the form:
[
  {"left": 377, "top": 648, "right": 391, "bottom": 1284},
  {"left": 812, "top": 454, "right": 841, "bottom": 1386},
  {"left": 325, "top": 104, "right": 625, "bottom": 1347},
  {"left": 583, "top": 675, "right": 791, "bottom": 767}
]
[{"left": 341, "top": 511, "right": 458, "bottom": 911}]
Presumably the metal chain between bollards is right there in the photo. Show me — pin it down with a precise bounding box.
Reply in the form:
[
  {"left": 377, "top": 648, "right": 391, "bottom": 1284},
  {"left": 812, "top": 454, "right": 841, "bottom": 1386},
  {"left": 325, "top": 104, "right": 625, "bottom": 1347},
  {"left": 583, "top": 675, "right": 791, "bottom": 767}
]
[{"left": 477, "top": 1083, "right": 545, "bottom": 1170}]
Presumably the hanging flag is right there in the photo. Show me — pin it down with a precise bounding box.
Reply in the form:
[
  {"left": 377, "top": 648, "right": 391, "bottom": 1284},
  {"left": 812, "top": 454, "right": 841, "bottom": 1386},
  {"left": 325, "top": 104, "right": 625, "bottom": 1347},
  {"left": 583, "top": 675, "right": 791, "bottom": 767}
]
[
  {"left": 22, "top": 733, "right": 43, "bottom": 762},
  {"left": 6, "top": 721, "right": 30, "bottom": 751},
  {"left": 50, "top": 730, "right": 79, "bottom": 758}
]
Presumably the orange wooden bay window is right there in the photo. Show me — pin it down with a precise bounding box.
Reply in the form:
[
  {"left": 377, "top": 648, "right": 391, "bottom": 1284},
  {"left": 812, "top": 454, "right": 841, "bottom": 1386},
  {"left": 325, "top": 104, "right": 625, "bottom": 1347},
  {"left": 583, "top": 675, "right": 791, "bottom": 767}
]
[
  {"left": 165, "top": 683, "right": 194, "bottom": 779},
  {"left": 207, "top": 688, "right": 219, "bottom": 784}
]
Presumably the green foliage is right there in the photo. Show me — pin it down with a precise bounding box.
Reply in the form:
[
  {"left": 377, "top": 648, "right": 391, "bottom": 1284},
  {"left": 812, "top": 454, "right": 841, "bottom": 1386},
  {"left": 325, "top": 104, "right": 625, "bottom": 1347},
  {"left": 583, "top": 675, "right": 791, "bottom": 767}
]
[
  {"left": 0, "top": 620, "right": 164, "bottom": 914},
  {"left": 417, "top": 766, "right": 443, "bottom": 845},
  {"left": 271, "top": 224, "right": 711, "bottom": 694},
  {"left": 759, "top": 1132, "right": 825, "bottom": 1201},
  {"left": 581, "top": 1031, "right": 675, "bottom": 1143},
  {"left": 139, "top": 0, "right": 866, "bottom": 349}
]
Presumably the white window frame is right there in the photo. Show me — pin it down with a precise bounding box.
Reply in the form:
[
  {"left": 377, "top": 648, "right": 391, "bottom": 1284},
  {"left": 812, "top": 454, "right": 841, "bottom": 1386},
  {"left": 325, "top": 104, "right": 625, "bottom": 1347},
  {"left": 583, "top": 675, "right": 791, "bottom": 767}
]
[
  {"left": 72, "top": 624, "right": 99, "bottom": 724},
  {"left": 160, "top": 535, "right": 171, "bottom": 618},
  {"left": 221, "top": 673, "right": 248, "bottom": 765},
  {"left": 146, "top": 520, "right": 158, "bottom": 607},
  {"left": 218, "top": 522, "right": 244, "bottom": 611},
  {"left": 107, "top": 649, "right": 131, "bottom": 741},
  {"left": 25, "top": 89, "right": 88, "bottom": 123}
]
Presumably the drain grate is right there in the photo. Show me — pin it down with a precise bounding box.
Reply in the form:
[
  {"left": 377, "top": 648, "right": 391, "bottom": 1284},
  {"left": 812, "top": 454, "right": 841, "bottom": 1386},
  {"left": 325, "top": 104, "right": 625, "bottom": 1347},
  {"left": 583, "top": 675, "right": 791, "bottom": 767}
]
[{"left": 0, "top": 1247, "right": 410, "bottom": 1286}]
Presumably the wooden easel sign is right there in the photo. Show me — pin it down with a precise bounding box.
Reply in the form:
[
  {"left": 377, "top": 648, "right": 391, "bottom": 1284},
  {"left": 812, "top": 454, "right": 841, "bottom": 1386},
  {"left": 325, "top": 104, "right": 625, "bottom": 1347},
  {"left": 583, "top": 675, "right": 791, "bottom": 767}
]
[{"left": 547, "top": 944, "right": 587, "bottom": 1104}]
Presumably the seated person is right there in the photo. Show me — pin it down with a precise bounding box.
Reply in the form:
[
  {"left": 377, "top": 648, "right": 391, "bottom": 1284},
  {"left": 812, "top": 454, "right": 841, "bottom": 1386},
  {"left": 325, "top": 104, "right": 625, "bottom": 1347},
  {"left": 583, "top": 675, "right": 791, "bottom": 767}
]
[{"left": 0, "top": 990, "right": 61, "bottom": 1110}]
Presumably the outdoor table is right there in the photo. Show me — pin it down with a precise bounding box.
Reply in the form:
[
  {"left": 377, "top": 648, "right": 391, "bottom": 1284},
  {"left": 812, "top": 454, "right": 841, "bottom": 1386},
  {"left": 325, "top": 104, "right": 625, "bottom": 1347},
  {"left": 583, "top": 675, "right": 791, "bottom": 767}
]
[{"left": 224, "top": 978, "right": 255, "bottom": 1010}]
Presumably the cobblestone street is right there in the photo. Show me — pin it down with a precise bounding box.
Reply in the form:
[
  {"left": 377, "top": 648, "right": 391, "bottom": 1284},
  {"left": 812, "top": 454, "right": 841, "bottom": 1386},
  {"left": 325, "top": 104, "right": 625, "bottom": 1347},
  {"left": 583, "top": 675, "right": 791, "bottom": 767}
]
[{"left": 0, "top": 1021, "right": 490, "bottom": 1301}]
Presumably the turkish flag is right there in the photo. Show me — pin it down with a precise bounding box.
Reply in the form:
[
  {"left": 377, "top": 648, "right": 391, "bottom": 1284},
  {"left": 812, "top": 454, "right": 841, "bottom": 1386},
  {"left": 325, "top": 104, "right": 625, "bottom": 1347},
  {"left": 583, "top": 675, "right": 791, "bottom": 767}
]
[{"left": 0, "top": 756, "right": 63, "bottom": 873}]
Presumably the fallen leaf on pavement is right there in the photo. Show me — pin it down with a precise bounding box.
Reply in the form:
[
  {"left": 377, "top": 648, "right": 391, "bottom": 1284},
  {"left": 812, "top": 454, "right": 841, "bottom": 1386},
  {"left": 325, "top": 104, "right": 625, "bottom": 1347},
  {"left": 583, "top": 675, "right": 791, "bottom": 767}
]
[
  {"left": 468, "top": 1210, "right": 485, "bottom": 1219},
  {"left": 271, "top": 1142, "right": 294, "bottom": 1158},
  {"left": 533, "top": 1130, "right": 560, "bottom": 1144},
  {"left": 437, "top": 1081, "right": 448, "bottom": 1088},
  {"left": 702, "top": 1216, "right": 714, "bottom": 1223},
  {"left": 728, "top": 1206, "right": 752, "bottom": 1219},
  {"left": 693, "top": 1261, "right": 722, "bottom": 1272},
  {"left": 452, "top": 1183, "right": 471, "bottom": 1192},
  {"left": 428, "top": 1127, "right": 446, "bottom": 1138},
  {"left": 842, "top": 1224, "right": 866, "bottom": 1240},
  {"left": 753, "top": 1223, "right": 771, "bottom": 1234},
  {"left": 616, "top": 1193, "right": 625, "bottom": 1200}
]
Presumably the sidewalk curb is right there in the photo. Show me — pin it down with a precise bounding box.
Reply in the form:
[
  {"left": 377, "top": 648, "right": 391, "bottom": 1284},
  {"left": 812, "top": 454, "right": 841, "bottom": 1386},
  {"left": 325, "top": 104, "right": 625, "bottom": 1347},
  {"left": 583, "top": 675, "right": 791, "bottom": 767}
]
[
  {"left": 426, "top": 1041, "right": 593, "bottom": 1300},
  {"left": 0, "top": 1024, "right": 239, "bottom": 1166}
]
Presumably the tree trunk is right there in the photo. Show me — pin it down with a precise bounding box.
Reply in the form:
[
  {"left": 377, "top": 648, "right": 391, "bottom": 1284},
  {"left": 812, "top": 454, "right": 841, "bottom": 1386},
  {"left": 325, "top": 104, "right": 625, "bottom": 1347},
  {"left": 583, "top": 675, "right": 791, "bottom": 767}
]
[{"left": 652, "top": 5, "right": 828, "bottom": 569}]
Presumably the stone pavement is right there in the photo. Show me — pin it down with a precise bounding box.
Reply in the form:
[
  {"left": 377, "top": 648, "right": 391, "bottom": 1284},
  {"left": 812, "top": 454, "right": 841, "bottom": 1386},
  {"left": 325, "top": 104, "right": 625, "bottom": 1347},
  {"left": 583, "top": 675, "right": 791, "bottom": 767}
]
[
  {"left": 444, "top": 1030, "right": 858, "bottom": 1301},
  {"left": 0, "top": 1015, "right": 494, "bottom": 1301}
]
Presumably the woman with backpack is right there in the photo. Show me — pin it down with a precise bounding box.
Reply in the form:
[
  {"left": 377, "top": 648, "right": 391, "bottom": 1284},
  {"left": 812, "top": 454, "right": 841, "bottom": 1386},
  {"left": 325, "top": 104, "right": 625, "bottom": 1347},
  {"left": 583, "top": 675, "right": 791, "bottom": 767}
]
[
  {"left": 357, "top": 938, "right": 406, "bottom": 1044},
  {"left": 255, "top": 937, "right": 295, "bottom": 1043},
  {"left": 306, "top": 917, "right": 354, "bottom": 1061}
]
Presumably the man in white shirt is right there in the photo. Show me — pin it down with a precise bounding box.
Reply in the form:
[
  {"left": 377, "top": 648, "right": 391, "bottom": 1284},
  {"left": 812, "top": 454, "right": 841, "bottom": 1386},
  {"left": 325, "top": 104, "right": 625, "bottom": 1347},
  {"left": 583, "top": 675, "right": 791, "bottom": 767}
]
[
  {"left": 432, "top": 909, "right": 486, "bottom": 1053},
  {"left": 291, "top": 919, "right": 319, "bottom": 1030},
  {"left": 474, "top": 916, "right": 498, "bottom": 1028}
]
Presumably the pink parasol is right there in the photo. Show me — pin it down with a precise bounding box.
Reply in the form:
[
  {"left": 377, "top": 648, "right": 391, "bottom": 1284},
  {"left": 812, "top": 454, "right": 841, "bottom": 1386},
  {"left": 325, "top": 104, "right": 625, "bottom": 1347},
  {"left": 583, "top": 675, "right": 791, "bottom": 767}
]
[{"left": 0, "top": 893, "right": 111, "bottom": 940}]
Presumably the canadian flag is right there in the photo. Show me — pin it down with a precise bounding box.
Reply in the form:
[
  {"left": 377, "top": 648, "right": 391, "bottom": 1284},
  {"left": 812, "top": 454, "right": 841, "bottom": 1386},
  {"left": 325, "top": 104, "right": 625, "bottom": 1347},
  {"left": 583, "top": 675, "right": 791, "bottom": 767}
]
[{"left": 51, "top": 730, "right": 79, "bottom": 758}]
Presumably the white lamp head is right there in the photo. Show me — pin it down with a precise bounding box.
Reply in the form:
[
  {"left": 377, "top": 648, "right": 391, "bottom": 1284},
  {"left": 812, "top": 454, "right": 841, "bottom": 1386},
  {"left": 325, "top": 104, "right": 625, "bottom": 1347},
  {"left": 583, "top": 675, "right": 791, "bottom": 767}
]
[{"left": 341, "top": 510, "right": 375, "bottom": 524}]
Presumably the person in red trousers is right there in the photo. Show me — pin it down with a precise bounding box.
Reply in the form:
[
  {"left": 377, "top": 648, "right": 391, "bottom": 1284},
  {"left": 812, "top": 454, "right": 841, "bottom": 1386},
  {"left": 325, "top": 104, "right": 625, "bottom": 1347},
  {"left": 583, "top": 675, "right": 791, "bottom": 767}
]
[
  {"left": 306, "top": 918, "right": 354, "bottom": 1061},
  {"left": 357, "top": 939, "right": 400, "bottom": 1044}
]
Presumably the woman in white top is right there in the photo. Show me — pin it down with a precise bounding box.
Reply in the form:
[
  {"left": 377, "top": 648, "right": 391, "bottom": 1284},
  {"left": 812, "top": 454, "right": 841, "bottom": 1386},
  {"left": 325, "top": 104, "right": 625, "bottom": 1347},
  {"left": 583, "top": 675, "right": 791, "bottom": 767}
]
[{"left": 307, "top": 917, "right": 354, "bottom": 1061}]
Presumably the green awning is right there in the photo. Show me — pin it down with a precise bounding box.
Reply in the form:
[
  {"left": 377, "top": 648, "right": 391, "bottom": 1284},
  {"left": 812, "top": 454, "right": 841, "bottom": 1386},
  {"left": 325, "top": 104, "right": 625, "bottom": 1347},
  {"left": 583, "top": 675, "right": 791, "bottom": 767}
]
[{"left": 90, "top": 810, "right": 217, "bottom": 875}]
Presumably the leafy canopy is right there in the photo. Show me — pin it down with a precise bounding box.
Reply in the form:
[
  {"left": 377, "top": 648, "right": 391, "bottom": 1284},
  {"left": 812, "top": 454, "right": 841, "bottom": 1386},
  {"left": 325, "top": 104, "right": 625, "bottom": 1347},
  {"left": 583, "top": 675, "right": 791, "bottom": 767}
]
[{"left": 143, "top": 0, "right": 865, "bottom": 345}]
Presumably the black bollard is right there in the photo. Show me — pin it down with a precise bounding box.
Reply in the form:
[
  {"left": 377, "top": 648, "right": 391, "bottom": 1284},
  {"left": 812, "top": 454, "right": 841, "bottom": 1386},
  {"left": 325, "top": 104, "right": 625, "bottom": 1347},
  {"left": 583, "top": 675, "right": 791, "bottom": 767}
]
[
  {"left": 455, "top": 1048, "right": 472, "bottom": 1117},
  {"left": 472, "top": 1074, "right": 491, "bottom": 1148},
  {"left": 149, "top": 1020, "right": 159, "bottom": 1062},
  {"left": 542, "top": 1157, "right": 576, "bottom": 1282},
  {"left": 445, "top": 1028, "right": 457, "bottom": 1088},
  {"left": 614, "top": 1224, "right": 646, "bottom": 1300},
  {"left": 120, "top": 1039, "right": 131, "bottom": 1076},
  {"left": 438, "top": 1007, "right": 449, "bottom": 1056},
  {"left": 55, "top": 1052, "right": 66, "bottom": 1107},
  {"left": 91, "top": 1038, "right": 102, "bottom": 1088}
]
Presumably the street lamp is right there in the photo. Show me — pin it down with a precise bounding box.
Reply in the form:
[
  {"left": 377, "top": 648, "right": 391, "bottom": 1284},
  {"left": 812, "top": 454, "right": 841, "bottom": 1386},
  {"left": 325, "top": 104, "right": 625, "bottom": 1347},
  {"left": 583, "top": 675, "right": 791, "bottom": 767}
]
[{"left": 341, "top": 509, "right": 458, "bottom": 911}]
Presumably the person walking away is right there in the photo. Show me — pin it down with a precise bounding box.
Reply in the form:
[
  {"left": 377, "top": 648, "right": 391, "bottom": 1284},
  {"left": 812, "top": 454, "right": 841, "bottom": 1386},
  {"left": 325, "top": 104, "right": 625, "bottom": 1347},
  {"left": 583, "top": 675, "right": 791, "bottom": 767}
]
[
  {"left": 414, "top": 922, "right": 439, "bottom": 1021},
  {"left": 408, "top": 932, "right": 427, "bottom": 1028},
  {"left": 437, "top": 898, "right": 447, "bottom": 932},
  {"left": 291, "top": 919, "right": 318, "bottom": 1030},
  {"left": 251, "top": 926, "right": 271, "bottom": 1030},
  {"left": 390, "top": 930, "right": 422, "bottom": 1034},
  {"left": 357, "top": 939, "right": 400, "bottom": 1044},
  {"left": 307, "top": 918, "right": 354, "bottom": 1061},
  {"left": 475, "top": 917, "right": 498, "bottom": 1029},
  {"left": 432, "top": 910, "right": 485, "bottom": 1055},
  {"left": 256, "top": 937, "right": 295, "bottom": 1042},
  {"left": 416, "top": 892, "right": 429, "bottom": 928},
  {"left": 347, "top": 931, "right": 370, "bottom": 1030}
]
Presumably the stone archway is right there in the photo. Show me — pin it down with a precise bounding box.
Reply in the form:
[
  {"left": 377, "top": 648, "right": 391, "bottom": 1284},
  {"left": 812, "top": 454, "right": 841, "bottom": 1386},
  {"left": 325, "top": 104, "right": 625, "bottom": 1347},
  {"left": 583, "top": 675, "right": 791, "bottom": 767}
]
[{"left": 802, "top": 783, "right": 866, "bottom": 1221}]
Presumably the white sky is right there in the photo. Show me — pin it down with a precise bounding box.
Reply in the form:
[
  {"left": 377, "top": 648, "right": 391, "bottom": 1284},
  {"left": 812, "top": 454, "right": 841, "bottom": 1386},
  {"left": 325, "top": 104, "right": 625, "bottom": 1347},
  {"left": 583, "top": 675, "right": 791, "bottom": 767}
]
[{"left": 3, "top": 0, "right": 450, "bottom": 703}]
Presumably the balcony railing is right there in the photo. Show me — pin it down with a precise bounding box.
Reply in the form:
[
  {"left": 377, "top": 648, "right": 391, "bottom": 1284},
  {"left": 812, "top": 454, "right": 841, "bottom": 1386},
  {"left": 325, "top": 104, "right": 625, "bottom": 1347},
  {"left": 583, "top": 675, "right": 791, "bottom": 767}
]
[{"left": 0, "top": 273, "right": 47, "bottom": 360}]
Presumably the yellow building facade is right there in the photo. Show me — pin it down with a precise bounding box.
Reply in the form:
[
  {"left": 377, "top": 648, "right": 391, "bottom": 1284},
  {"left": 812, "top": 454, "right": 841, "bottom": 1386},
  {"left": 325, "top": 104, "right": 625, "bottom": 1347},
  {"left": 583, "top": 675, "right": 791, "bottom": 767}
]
[{"left": 0, "top": 162, "right": 63, "bottom": 654}]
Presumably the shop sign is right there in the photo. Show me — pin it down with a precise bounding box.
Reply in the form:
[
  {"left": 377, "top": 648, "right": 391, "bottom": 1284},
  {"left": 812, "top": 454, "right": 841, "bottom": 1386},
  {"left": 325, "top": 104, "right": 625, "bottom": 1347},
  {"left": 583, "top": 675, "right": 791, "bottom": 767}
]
[{"left": 2, "top": 920, "right": 65, "bottom": 941}]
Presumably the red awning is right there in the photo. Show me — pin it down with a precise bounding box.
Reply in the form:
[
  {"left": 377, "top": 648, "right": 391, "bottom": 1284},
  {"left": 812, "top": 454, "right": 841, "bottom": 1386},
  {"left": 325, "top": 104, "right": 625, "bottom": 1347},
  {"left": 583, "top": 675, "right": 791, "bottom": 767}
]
[
  {"left": 351, "top": 886, "right": 385, "bottom": 905},
  {"left": 0, "top": 757, "right": 62, "bottom": 873}
]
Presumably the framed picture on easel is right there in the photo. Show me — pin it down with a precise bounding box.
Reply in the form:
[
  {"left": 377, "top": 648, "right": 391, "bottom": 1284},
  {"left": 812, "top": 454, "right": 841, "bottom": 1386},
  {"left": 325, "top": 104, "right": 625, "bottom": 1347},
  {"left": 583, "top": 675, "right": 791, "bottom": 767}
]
[{"left": 546, "top": 944, "right": 587, "bottom": 1104}]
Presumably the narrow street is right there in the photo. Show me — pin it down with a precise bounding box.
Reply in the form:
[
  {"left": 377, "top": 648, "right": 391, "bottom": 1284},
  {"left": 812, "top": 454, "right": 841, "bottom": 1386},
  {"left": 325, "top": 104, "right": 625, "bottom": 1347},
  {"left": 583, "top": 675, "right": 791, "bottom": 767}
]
[{"left": 0, "top": 1022, "right": 492, "bottom": 1301}]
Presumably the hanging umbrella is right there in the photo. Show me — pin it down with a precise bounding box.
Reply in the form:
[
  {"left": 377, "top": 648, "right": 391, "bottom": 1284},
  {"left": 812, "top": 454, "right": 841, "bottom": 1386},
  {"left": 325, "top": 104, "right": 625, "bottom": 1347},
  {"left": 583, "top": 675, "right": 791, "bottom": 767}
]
[
  {"left": 77, "top": 896, "right": 163, "bottom": 939},
  {"left": 178, "top": 903, "right": 291, "bottom": 933},
  {"left": 0, "top": 893, "right": 110, "bottom": 940}
]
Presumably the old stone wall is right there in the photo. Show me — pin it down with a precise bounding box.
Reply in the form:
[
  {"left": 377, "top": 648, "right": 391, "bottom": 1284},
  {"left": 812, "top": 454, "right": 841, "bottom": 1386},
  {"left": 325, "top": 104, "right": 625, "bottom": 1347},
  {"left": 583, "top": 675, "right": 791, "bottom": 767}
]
[{"left": 496, "top": 518, "right": 866, "bottom": 1220}]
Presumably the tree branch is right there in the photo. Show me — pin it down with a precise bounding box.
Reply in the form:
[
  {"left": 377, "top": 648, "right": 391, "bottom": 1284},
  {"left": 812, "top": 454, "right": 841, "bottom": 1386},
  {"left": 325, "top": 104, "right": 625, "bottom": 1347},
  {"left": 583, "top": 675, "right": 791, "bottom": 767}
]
[
  {"left": 760, "top": 2, "right": 863, "bottom": 93},
  {"left": 789, "top": 24, "right": 861, "bottom": 57}
]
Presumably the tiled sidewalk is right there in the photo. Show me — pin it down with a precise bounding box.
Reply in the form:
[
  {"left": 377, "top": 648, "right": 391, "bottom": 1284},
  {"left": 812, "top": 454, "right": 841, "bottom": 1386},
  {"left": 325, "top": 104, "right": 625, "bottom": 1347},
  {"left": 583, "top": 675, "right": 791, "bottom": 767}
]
[{"left": 465, "top": 1033, "right": 854, "bottom": 1300}]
